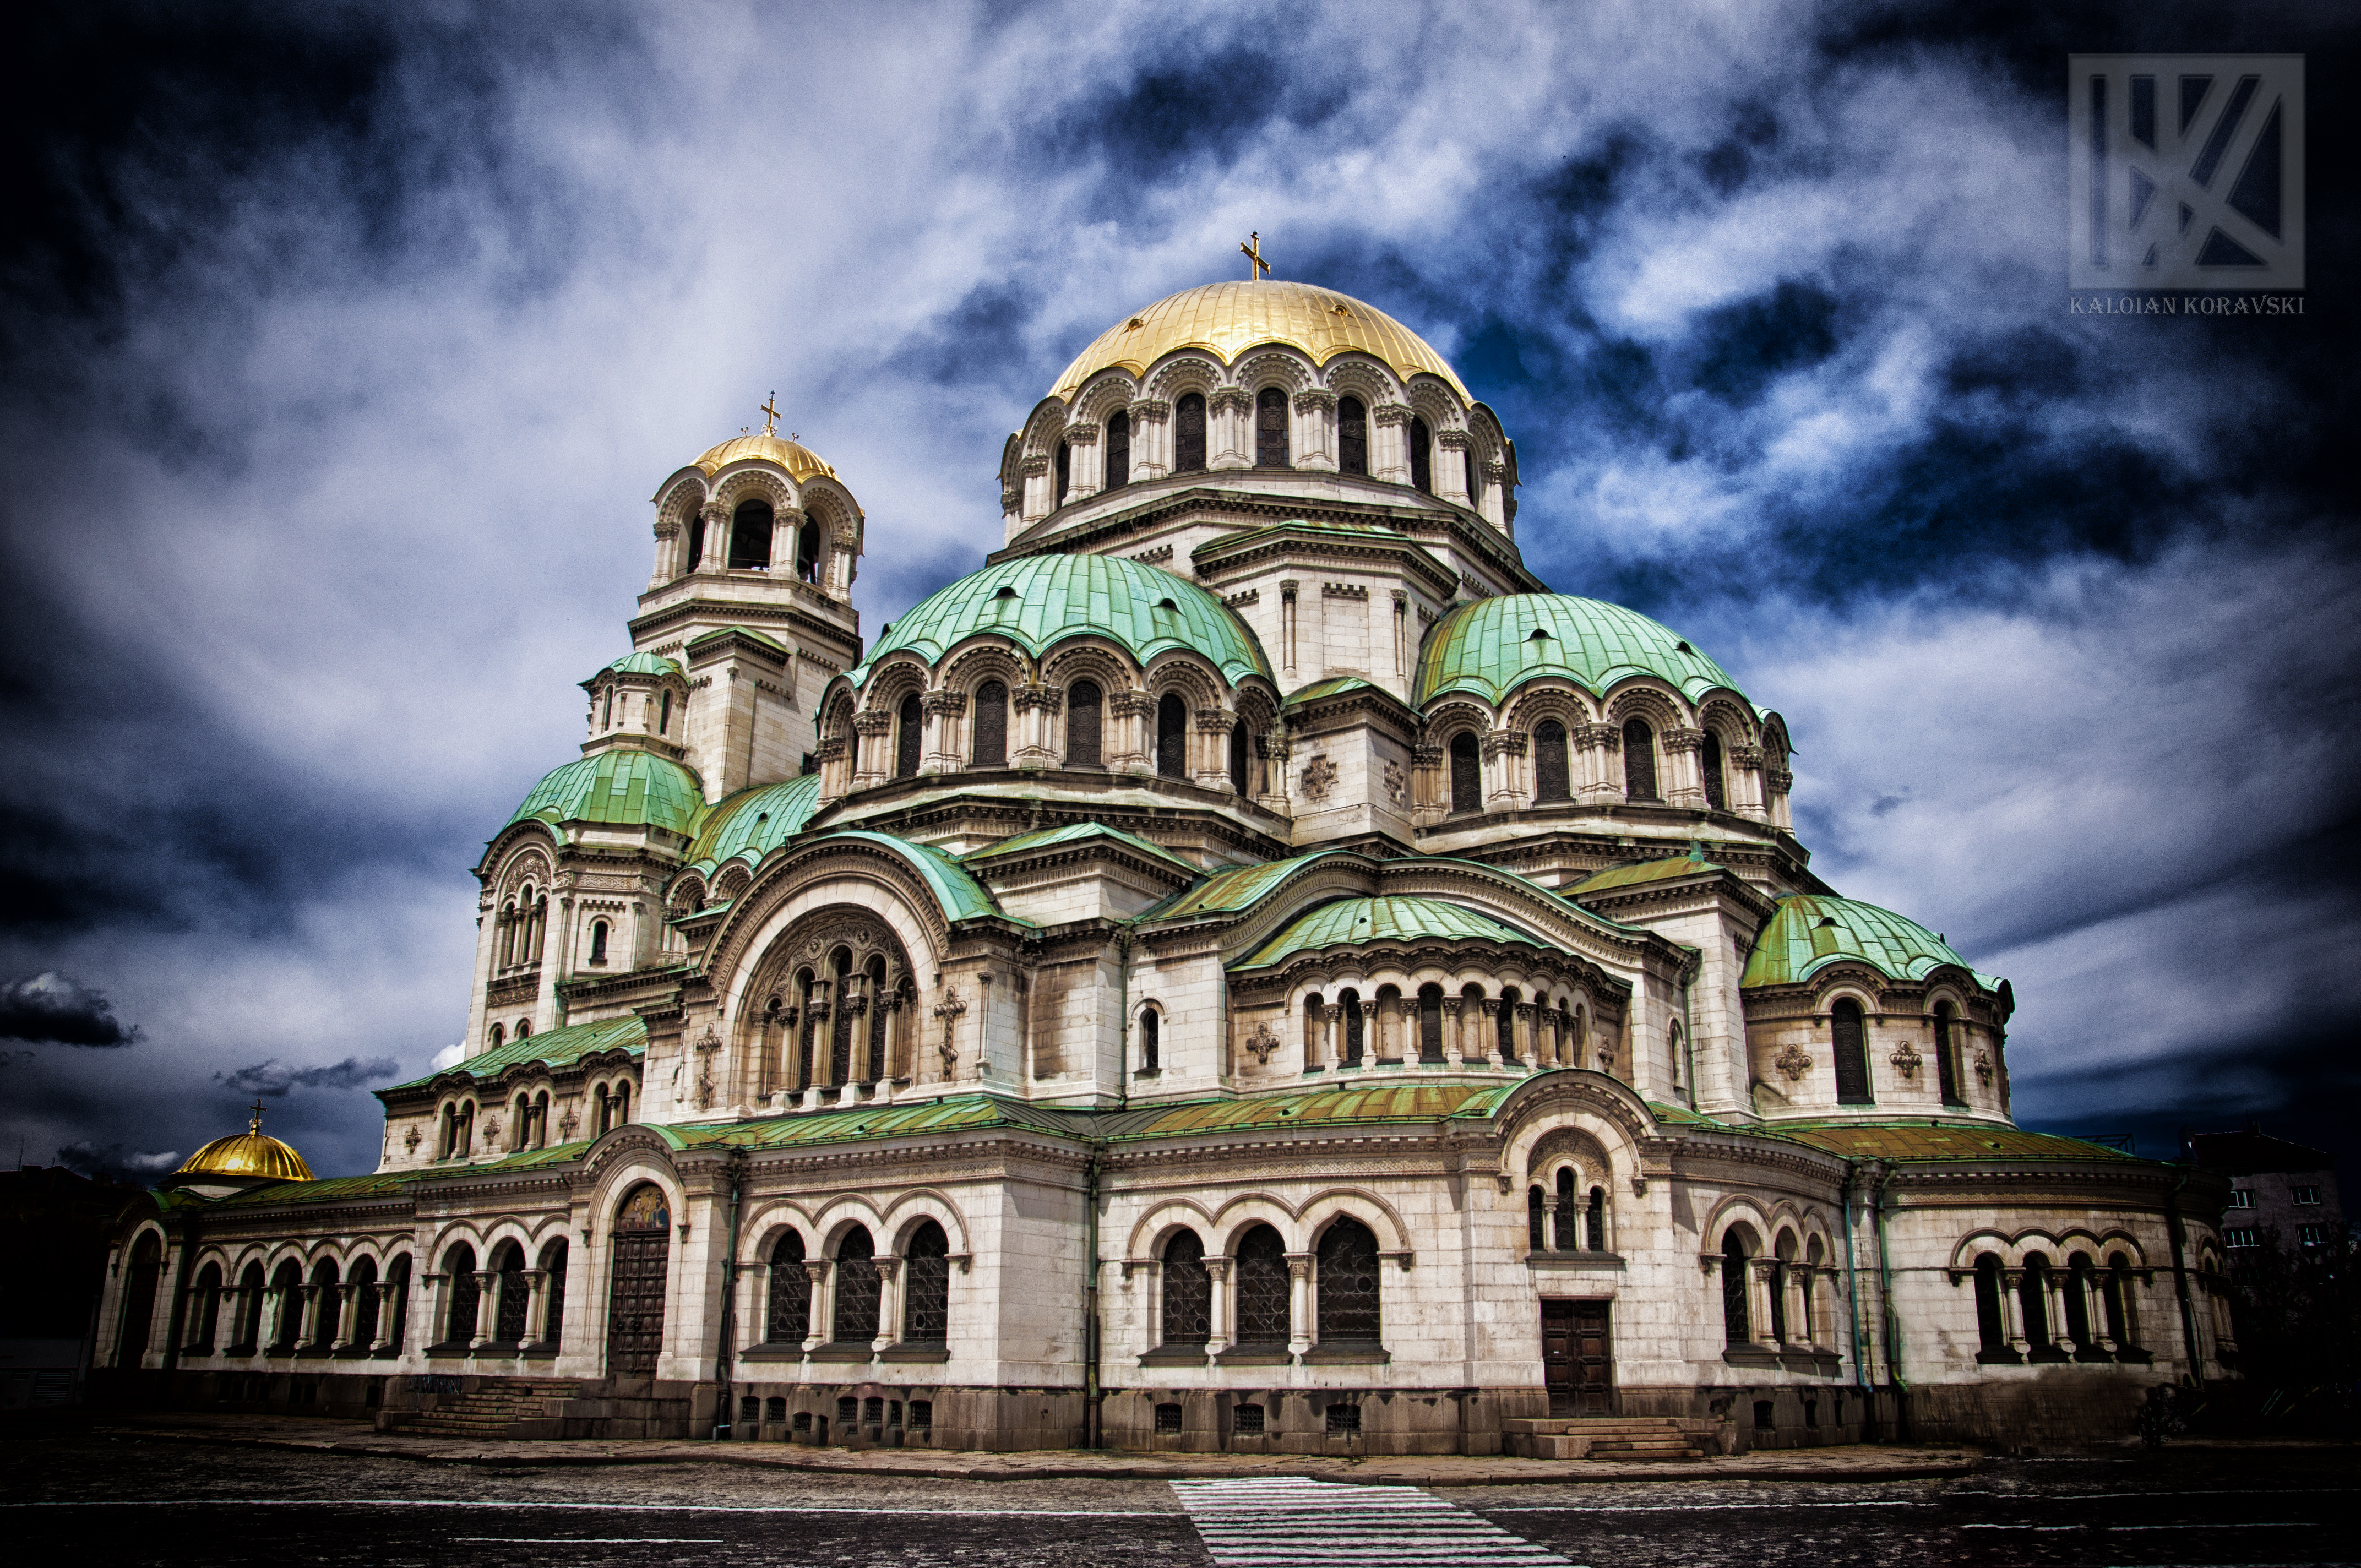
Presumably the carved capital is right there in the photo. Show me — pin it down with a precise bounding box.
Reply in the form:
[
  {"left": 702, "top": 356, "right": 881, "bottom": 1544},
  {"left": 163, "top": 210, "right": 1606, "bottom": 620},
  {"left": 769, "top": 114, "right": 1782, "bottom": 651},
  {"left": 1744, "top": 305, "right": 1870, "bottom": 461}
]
[
  {"left": 1062, "top": 423, "right": 1099, "bottom": 445},
  {"left": 1661, "top": 726, "right": 1706, "bottom": 754},
  {"left": 1372, "top": 401, "right": 1413, "bottom": 427},
  {"left": 1127, "top": 399, "right": 1171, "bottom": 421},
  {"left": 1280, "top": 579, "right": 1299, "bottom": 601},
  {"left": 1207, "top": 388, "right": 1253, "bottom": 415},
  {"left": 921, "top": 690, "right": 967, "bottom": 716},
  {"left": 1020, "top": 454, "right": 1050, "bottom": 477},
  {"left": 1434, "top": 428, "right": 1472, "bottom": 450},
  {"left": 851, "top": 711, "right": 894, "bottom": 735},
  {"left": 1013, "top": 685, "right": 1063, "bottom": 714},
  {"left": 1291, "top": 389, "right": 1337, "bottom": 412}
]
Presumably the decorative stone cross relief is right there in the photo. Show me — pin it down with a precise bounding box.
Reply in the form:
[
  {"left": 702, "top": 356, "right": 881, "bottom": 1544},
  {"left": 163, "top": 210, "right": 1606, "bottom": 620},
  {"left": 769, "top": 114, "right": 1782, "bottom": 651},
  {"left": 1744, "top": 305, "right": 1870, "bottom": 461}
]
[
  {"left": 1775, "top": 1042, "right": 1813, "bottom": 1082},
  {"left": 1382, "top": 759, "right": 1405, "bottom": 807},
  {"left": 558, "top": 1105, "right": 580, "bottom": 1141},
  {"left": 1973, "top": 1050, "right": 1994, "bottom": 1086},
  {"left": 1244, "top": 1021, "right": 1281, "bottom": 1066},
  {"left": 1888, "top": 1039, "right": 1923, "bottom": 1079},
  {"left": 403, "top": 1125, "right": 422, "bottom": 1153},
  {"left": 933, "top": 988, "right": 967, "bottom": 1072},
  {"left": 1299, "top": 755, "right": 1336, "bottom": 802}
]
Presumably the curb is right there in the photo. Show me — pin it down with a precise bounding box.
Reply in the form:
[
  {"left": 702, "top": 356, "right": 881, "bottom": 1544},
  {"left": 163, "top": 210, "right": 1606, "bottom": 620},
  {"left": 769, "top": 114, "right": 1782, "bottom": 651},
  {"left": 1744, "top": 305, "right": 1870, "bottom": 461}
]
[{"left": 93, "top": 1422, "right": 1985, "bottom": 1485}]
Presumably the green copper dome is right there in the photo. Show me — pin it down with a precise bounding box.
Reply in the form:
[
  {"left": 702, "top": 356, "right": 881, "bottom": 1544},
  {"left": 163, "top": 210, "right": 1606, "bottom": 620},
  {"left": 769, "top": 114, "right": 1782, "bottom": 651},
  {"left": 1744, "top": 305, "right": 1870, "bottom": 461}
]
[
  {"left": 602, "top": 651, "right": 684, "bottom": 679},
  {"left": 1415, "top": 594, "right": 1742, "bottom": 707},
  {"left": 1234, "top": 895, "right": 1549, "bottom": 971},
  {"left": 686, "top": 774, "right": 823, "bottom": 870},
  {"left": 845, "top": 554, "right": 1272, "bottom": 689},
  {"left": 1740, "top": 893, "right": 1976, "bottom": 988},
  {"left": 508, "top": 749, "right": 704, "bottom": 837}
]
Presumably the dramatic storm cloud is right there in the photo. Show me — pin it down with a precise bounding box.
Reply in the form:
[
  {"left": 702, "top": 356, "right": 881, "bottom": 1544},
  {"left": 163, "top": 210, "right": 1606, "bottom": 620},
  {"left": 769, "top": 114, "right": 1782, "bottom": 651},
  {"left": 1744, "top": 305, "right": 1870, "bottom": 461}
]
[{"left": 3, "top": 0, "right": 2354, "bottom": 1177}]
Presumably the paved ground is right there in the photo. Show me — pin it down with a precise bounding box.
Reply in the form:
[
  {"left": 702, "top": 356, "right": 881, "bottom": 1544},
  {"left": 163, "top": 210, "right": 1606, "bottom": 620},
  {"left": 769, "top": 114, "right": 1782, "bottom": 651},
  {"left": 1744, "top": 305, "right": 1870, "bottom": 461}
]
[{"left": 1, "top": 1417, "right": 2351, "bottom": 1566}]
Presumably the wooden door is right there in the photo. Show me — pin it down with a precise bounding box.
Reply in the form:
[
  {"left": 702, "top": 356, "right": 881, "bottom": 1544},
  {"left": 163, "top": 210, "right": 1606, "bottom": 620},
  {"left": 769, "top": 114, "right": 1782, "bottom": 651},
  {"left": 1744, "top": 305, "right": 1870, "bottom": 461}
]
[
  {"left": 1542, "top": 1298, "right": 1613, "bottom": 1416},
  {"left": 606, "top": 1185, "right": 671, "bottom": 1378}
]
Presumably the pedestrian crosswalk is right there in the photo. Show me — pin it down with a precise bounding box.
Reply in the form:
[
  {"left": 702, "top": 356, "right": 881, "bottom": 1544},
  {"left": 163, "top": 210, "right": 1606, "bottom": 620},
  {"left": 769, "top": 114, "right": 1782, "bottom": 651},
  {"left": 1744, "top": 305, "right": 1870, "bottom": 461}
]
[{"left": 1168, "top": 1476, "right": 1579, "bottom": 1566}]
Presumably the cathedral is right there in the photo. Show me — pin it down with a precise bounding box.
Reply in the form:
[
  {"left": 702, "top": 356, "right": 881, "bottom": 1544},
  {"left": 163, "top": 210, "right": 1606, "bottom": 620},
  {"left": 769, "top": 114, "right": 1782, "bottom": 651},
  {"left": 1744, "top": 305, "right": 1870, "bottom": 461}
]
[{"left": 97, "top": 273, "right": 2234, "bottom": 1455}]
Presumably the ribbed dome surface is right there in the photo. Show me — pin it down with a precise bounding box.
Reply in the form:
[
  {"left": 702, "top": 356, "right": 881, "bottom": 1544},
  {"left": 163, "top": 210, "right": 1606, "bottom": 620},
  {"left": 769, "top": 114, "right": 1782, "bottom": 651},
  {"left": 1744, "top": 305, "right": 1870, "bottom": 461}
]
[
  {"left": 847, "top": 554, "right": 1272, "bottom": 689},
  {"left": 1416, "top": 594, "right": 1743, "bottom": 707},
  {"left": 689, "top": 433, "right": 836, "bottom": 483},
  {"left": 178, "top": 1124, "right": 313, "bottom": 1182},
  {"left": 1049, "top": 280, "right": 1470, "bottom": 402},
  {"left": 686, "top": 774, "right": 823, "bottom": 870},
  {"left": 508, "top": 749, "right": 704, "bottom": 836},
  {"left": 1235, "top": 895, "right": 1547, "bottom": 971},
  {"left": 1740, "top": 894, "right": 1972, "bottom": 988}
]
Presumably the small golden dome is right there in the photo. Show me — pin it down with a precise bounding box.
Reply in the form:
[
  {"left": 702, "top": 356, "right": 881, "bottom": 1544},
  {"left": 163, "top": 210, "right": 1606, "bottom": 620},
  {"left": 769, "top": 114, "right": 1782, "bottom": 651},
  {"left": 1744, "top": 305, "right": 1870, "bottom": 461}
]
[
  {"left": 177, "top": 1109, "right": 313, "bottom": 1183},
  {"left": 1049, "top": 279, "right": 1471, "bottom": 404},
  {"left": 691, "top": 433, "right": 837, "bottom": 484}
]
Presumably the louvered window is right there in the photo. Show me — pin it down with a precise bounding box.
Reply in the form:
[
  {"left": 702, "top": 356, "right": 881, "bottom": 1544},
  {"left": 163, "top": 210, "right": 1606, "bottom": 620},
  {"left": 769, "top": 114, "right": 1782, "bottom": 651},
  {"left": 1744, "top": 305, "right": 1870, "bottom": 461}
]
[
  {"left": 729, "top": 499, "right": 773, "bottom": 570},
  {"left": 1934, "top": 1005, "right": 1962, "bottom": 1103},
  {"left": 1554, "top": 1167, "right": 1580, "bottom": 1251},
  {"left": 1054, "top": 440, "right": 1070, "bottom": 505},
  {"left": 973, "top": 682, "right": 1007, "bottom": 766},
  {"left": 1831, "top": 999, "right": 1871, "bottom": 1104},
  {"left": 1340, "top": 990, "right": 1364, "bottom": 1065},
  {"left": 1418, "top": 984, "right": 1444, "bottom": 1062},
  {"left": 1722, "top": 1233, "right": 1750, "bottom": 1343},
  {"left": 1175, "top": 393, "right": 1206, "bottom": 473},
  {"left": 1255, "top": 387, "right": 1290, "bottom": 467},
  {"left": 1228, "top": 721, "right": 1249, "bottom": 793}
]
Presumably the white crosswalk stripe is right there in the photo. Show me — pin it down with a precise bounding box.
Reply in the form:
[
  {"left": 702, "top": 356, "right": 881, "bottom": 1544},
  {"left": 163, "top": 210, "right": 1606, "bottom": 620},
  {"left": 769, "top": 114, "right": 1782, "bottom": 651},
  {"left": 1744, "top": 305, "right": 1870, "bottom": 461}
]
[{"left": 1169, "top": 1476, "right": 1582, "bottom": 1566}]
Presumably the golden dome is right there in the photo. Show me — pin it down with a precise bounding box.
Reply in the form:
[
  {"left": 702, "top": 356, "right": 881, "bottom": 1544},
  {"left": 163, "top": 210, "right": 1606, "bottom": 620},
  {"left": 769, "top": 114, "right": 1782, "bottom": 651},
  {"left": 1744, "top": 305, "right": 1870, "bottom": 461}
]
[
  {"left": 176, "top": 1111, "right": 313, "bottom": 1183},
  {"left": 690, "top": 433, "right": 836, "bottom": 484},
  {"left": 1049, "top": 279, "right": 1471, "bottom": 404}
]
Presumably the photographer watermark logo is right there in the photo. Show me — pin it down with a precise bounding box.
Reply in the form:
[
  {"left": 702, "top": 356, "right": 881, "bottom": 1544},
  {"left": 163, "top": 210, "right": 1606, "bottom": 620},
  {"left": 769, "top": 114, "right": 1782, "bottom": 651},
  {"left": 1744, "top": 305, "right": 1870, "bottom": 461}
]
[{"left": 2069, "top": 55, "right": 2303, "bottom": 293}]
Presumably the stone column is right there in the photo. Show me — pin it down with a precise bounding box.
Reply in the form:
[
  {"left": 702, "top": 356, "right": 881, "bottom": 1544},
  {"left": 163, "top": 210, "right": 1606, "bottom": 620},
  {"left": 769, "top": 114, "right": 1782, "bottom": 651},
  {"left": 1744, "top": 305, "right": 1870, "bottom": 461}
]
[
  {"left": 1020, "top": 453, "right": 1051, "bottom": 522},
  {"left": 650, "top": 519, "right": 680, "bottom": 590},
  {"left": 1110, "top": 692, "right": 1154, "bottom": 775},
  {"left": 1193, "top": 707, "right": 1232, "bottom": 790},
  {"left": 1439, "top": 998, "right": 1464, "bottom": 1066},
  {"left": 1013, "top": 684, "right": 1060, "bottom": 768},
  {"left": 1064, "top": 422, "right": 1101, "bottom": 500},
  {"left": 830, "top": 526, "right": 859, "bottom": 596},
  {"left": 467, "top": 1271, "right": 497, "bottom": 1350},
  {"left": 697, "top": 503, "right": 727, "bottom": 571},
  {"left": 1728, "top": 742, "right": 1768, "bottom": 820},
  {"left": 1478, "top": 999, "right": 1504, "bottom": 1065},
  {"left": 1204, "top": 1256, "right": 1234, "bottom": 1354},
  {"left": 768, "top": 505, "right": 804, "bottom": 579},
  {"left": 1372, "top": 402, "right": 1412, "bottom": 483},
  {"left": 1285, "top": 1254, "right": 1315, "bottom": 1358},
  {"left": 417, "top": 1274, "right": 449, "bottom": 1352},
  {"left": 1766, "top": 763, "right": 1795, "bottom": 830},
  {"left": 1514, "top": 1002, "right": 1538, "bottom": 1066},
  {"left": 1279, "top": 580, "right": 1300, "bottom": 676},
  {"left": 850, "top": 710, "right": 893, "bottom": 789},
  {"left": 1128, "top": 399, "right": 1171, "bottom": 481},
  {"left": 1751, "top": 1260, "right": 1782, "bottom": 1349},
  {"left": 1291, "top": 389, "right": 1337, "bottom": 471},
  {"left": 1393, "top": 995, "right": 1418, "bottom": 1063},
  {"left": 1481, "top": 729, "right": 1528, "bottom": 810},
  {"left": 1662, "top": 727, "right": 1707, "bottom": 808},
  {"left": 1390, "top": 591, "right": 1409, "bottom": 682},
  {"left": 2001, "top": 1270, "right": 2029, "bottom": 1355},
  {"left": 1303, "top": 1000, "right": 1328, "bottom": 1070},
  {"left": 523, "top": 1268, "right": 551, "bottom": 1344},
  {"left": 333, "top": 1280, "right": 363, "bottom": 1351},
  {"left": 803, "top": 1260, "right": 832, "bottom": 1353},
  {"left": 872, "top": 1256, "right": 902, "bottom": 1353},
  {"left": 373, "top": 1282, "right": 402, "bottom": 1354},
  {"left": 1575, "top": 723, "right": 1620, "bottom": 804},
  {"left": 1209, "top": 388, "right": 1253, "bottom": 470},
  {"left": 1434, "top": 428, "right": 1473, "bottom": 505}
]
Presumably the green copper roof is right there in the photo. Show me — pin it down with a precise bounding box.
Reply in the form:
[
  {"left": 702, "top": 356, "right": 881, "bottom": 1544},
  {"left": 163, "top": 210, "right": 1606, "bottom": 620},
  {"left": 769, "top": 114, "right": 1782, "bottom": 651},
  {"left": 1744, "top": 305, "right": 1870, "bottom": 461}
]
[
  {"left": 806, "top": 830, "right": 1020, "bottom": 925},
  {"left": 963, "top": 821, "right": 1199, "bottom": 875},
  {"left": 1101, "top": 1082, "right": 1515, "bottom": 1141},
  {"left": 214, "top": 1172, "right": 414, "bottom": 1208},
  {"left": 845, "top": 554, "right": 1273, "bottom": 689},
  {"left": 507, "top": 750, "right": 704, "bottom": 837},
  {"left": 1566, "top": 848, "right": 1726, "bottom": 897},
  {"left": 1740, "top": 893, "right": 1976, "bottom": 988},
  {"left": 1765, "top": 1121, "right": 2141, "bottom": 1164},
  {"left": 1152, "top": 851, "right": 1343, "bottom": 921},
  {"left": 1286, "top": 677, "right": 1379, "bottom": 705},
  {"left": 387, "top": 1016, "right": 646, "bottom": 1092},
  {"left": 675, "top": 1093, "right": 1080, "bottom": 1152},
  {"left": 602, "top": 651, "right": 684, "bottom": 678},
  {"left": 687, "top": 774, "right": 823, "bottom": 869},
  {"left": 1415, "top": 593, "right": 1743, "bottom": 707},
  {"left": 687, "top": 625, "right": 788, "bottom": 656},
  {"left": 1234, "top": 895, "right": 1549, "bottom": 971}
]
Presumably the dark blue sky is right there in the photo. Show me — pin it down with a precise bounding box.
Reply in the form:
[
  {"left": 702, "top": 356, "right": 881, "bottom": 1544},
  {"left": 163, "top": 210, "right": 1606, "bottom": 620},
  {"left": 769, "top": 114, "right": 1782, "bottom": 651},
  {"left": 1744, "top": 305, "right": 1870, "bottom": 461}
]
[{"left": 3, "top": 0, "right": 2355, "bottom": 1180}]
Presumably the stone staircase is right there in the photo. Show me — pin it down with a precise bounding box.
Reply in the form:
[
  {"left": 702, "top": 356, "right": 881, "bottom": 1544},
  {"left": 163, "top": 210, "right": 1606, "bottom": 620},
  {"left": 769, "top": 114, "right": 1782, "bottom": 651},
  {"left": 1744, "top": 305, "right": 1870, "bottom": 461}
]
[
  {"left": 385, "top": 1376, "right": 580, "bottom": 1440},
  {"left": 1502, "top": 1415, "right": 1724, "bottom": 1461}
]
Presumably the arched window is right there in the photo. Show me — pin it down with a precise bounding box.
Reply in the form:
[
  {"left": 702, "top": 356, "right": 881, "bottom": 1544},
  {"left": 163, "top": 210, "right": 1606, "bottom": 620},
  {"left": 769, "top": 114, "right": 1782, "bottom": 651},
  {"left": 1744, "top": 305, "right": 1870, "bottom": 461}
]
[
  {"left": 2020, "top": 1255, "right": 2055, "bottom": 1357},
  {"left": 1934, "top": 1003, "right": 1962, "bottom": 1104},
  {"left": 1065, "top": 680, "right": 1102, "bottom": 766},
  {"left": 1054, "top": 440, "right": 1070, "bottom": 506},
  {"left": 1973, "top": 1254, "right": 2013, "bottom": 1359},
  {"left": 1338, "top": 395, "right": 1368, "bottom": 475},
  {"left": 346, "top": 1257, "right": 379, "bottom": 1352},
  {"left": 443, "top": 1244, "right": 478, "bottom": 1347},
  {"left": 611, "top": 1080, "right": 629, "bottom": 1125},
  {"left": 602, "top": 688, "right": 614, "bottom": 728},
  {"left": 1622, "top": 718, "right": 1658, "bottom": 801},
  {"left": 1587, "top": 1186, "right": 1607, "bottom": 1253},
  {"left": 1234, "top": 1224, "right": 1290, "bottom": 1344},
  {"left": 1721, "top": 1231, "right": 1751, "bottom": 1343},
  {"left": 896, "top": 693, "right": 922, "bottom": 778},
  {"left": 1174, "top": 393, "right": 1206, "bottom": 473},
  {"left": 1465, "top": 448, "right": 1482, "bottom": 511},
  {"left": 184, "top": 1261, "right": 223, "bottom": 1354},
  {"left": 1534, "top": 719, "right": 1570, "bottom": 802},
  {"left": 1668, "top": 1020, "right": 1684, "bottom": 1096},
  {"left": 1228, "top": 720, "right": 1249, "bottom": 794},
  {"left": 1315, "top": 1218, "right": 1381, "bottom": 1345},
  {"left": 1497, "top": 987, "right": 1519, "bottom": 1063},
  {"left": 499, "top": 902, "right": 518, "bottom": 967},
  {"left": 1155, "top": 693, "right": 1186, "bottom": 778},
  {"left": 766, "top": 1232, "right": 809, "bottom": 1346},
  {"left": 684, "top": 510, "right": 706, "bottom": 577},
  {"left": 827, "top": 946, "right": 856, "bottom": 1086},
  {"left": 1339, "top": 988, "right": 1364, "bottom": 1065},
  {"left": 1701, "top": 730, "right": 1726, "bottom": 810},
  {"left": 1161, "top": 1231, "right": 1211, "bottom": 1347},
  {"left": 904, "top": 1221, "right": 950, "bottom": 1344},
  {"left": 1103, "top": 410, "right": 1129, "bottom": 492},
  {"left": 268, "top": 1259, "right": 303, "bottom": 1352},
  {"left": 831, "top": 1229, "right": 879, "bottom": 1343},
  {"left": 659, "top": 690, "right": 672, "bottom": 734},
  {"left": 2105, "top": 1254, "right": 2139, "bottom": 1351},
  {"left": 1255, "top": 386, "right": 1290, "bottom": 468},
  {"left": 1527, "top": 1186, "right": 1546, "bottom": 1252},
  {"left": 538, "top": 1240, "right": 566, "bottom": 1350},
  {"left": 972, "top": 682, "right": 1008, "bottom": 766},
  {"left": 728, "top": 499, "right": 773, "bottom": 570},
  {"left": 1554, "top": 1167, "right": 1580, "bottom": 1251},
  {"left": 1449, "top": 731, "right": 1481, "bottom": 814},
  {"left": 2065, "top": 1254, "right": 2099, "bottom": 1355},
  {"left": 383, "top": 1256, "right": 412, "bottom": 1357},
  {"left": 588, "top": 919, "right": 609, "bottom": 966},
  {"left": 493, "top": 1243, "right": 530, "bottom": 1345},
  {"left": 1138, "top": 1007, "right": 1159, "bottom": 1073},
  {"left": 865, "top": 955, "right": 889, "bottom": 1082},
  {"left": 488, "top": 1023, "right": 504, "bottom": 1052},
  {"left": 1417, "top": 983, "right": 1444, "bottom": 1063},
  {"left": 1408, "top": 416, "right": 1433, "bottom": 493},
  {"left": 231, "top": 1261, "right": 267, "bottom": 1353},
  {"left": 1831, "top": 999, "right": 1872, "bottom": 1104},
  {"left": 798, "top": 520, "right": 822, "bottom": 582},
  {"left": 1767, "top": 1242, "right": 1789, "bottom": 1344}
]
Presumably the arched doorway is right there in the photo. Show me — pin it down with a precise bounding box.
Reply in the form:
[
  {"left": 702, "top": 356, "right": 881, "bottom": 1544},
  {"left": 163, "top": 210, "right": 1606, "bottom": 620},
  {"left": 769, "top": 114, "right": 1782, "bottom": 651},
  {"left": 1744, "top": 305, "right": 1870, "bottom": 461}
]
[
  {"left": 606, "top": 1184, "right": 671, "bottom": 1378},
  {"left": 117, "top": 1232, "right": 162, "bottom": 1368}
]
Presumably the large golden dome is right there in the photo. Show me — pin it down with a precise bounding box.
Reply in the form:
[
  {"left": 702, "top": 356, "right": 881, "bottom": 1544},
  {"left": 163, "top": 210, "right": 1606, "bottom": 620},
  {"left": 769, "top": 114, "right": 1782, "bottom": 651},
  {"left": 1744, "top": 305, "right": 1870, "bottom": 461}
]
[
  {"left": 177, "top": 1112, "right": 313, "bottom": 1183},
  {"left": 1049, "top": 279, "right": 1470, "bottom": 403},
  {"left": 690, "top": 433, "right": 837, "bottom": 484}
]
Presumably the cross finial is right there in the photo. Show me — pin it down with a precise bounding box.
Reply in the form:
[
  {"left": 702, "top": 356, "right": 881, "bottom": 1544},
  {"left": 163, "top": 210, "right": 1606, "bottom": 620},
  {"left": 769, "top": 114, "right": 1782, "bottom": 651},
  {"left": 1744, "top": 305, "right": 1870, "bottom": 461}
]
[
  {"left": 247, "top": 1099, "right": 266, "bottom": 1132},
  {"left": 1240, "top": 231, "right": 1270, "bottom": 281},
  {"left": 760, "top": 392, "right": 781, "bottom": 437}
]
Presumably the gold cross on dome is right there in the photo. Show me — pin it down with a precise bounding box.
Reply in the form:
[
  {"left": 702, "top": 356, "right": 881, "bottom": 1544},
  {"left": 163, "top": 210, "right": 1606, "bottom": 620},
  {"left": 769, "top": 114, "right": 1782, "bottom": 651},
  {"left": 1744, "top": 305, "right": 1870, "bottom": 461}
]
[
  {"left": 1241, "top": 231, "right": 1271, "bottom": 280},
  {"left": 248, "top": 1100, "right": 266, "bottom": 1131},
  {"left": 760, "top": 393, "right": 781, "bottom": 437}
]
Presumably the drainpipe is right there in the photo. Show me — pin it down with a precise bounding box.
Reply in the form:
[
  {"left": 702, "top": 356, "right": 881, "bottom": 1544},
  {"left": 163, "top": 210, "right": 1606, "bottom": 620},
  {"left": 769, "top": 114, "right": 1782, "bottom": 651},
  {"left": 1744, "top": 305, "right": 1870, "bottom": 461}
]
[
  {"left": 1115, "top": 929, "right": 1133, "bottom": 1110},
  {"left": 1082, "top": 1145, "right": 1104, "bottom": 1447},
  {"left": 1840, "top": 1163, "right": 1872, "bottom": 1427},
  {"left": 712, "top": 1150, "right": 747, "bottom": 1438},
  {"left": 1873, "top": 1164, "right": 1909, "bottom": 1440},
  {"left": 2165, "top": 1167, "right": 2205, "bottom": 1388}
]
